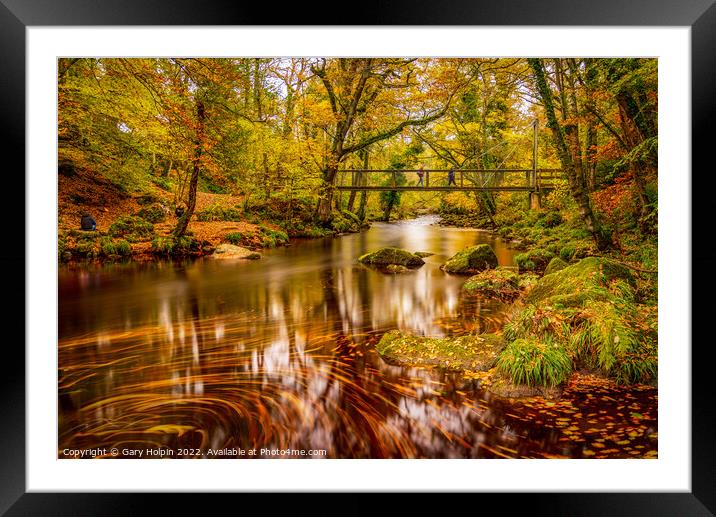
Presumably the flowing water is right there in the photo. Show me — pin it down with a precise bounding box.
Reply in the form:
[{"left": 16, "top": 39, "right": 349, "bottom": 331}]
[{"left": 58, "top": 215, "right": 657, "bottom": 459}]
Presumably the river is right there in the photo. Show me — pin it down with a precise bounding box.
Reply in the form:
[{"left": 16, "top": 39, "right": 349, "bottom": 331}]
[{"left": 58, "top": 215, "right": 657, "bottom": 459}]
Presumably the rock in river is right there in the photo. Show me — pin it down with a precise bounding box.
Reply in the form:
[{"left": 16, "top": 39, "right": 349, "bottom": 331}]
[
  {"left": 211, "top": 244, "right": 261, "bottom": 260},
  {"left": 358, "top": 247, "right": 425, "bottom": 268},
  {"left": 376, "top": 330, "right": 504, "bottom": 371},
  {"left": 441, "top": 244, "right": 498, "bottom": 274}
]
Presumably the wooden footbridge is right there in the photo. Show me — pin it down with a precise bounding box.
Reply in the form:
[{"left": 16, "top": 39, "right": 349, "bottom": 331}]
[
  {"left": 334, "top": 168, "right": 564, "bottom": 192},
  {"left": 335, "top": 120, "right": 565, "bottom": 197}
]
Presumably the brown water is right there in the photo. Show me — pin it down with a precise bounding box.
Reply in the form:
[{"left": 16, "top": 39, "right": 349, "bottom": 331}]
[{"left": 58, "top": 215, "right": 657, "bottom": 459}]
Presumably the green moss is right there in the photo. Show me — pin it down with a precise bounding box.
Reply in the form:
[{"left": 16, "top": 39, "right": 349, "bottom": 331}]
[
  {"left": 544, "top": 256, "right": 568, "bottom": 275},
  {"left": 442, "top": 244, "right": 498, "bottom": 274},
  {"left": 496, "top": 337, "right": 572, "bottom": 387},
  {"left": 260, "top": 225, "right": 289, "bottom": 245},
  {"left": 359, "top": 247, "right": 425, "bottom": 268},
  {"left": 108, "top": 216, "right": 154, "bottom": 242},
  {"left": 514, "top": 248, "right": 555, "bottom": 273},
  {"left": 376, "top": 330, "right": 504, "bottom": 371},
  {"left": 498, "top": 257, "right": 654, "bottom": 387},
  {"left": 462, "top": 267, "right": 520, "bottom": 301},
  {"left": 526, "top": 257, "right": 635, "bottom": 306}
]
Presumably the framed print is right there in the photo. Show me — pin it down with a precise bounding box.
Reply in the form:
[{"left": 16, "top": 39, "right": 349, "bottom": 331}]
[{"left": 3, "top": 0, "right": 714, "bottom": 514}]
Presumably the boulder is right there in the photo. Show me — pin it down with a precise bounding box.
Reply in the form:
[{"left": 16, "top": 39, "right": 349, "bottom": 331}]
[
  {"left": 386, "top": 264, "right": 410, "bottom": 274},
  {"left": 376, "top": 330, "right": 504, "bottom": 371},
  {"left": 211, "top": 244, "right": 261, "bottom": 260},
  {"left": 525, "top": 256, "right": 634, "bottom": 307},
  {"left": 358, "top": 247, "right": 425, "bottom": 267},
  {"left": 514, "top": 248, "right": 555, "bottom": 274},
  {"left": 544, "top": 256, "right": 568, "bottom": 275},
  {"left": 441, "top": 244, "right": 498, "bottom": 274},
  {"left": 462, "top": 267, "right": 520, "bottom": 301},
  {"left": 414, "top": 251, "right": 434, "bottom": 258}
]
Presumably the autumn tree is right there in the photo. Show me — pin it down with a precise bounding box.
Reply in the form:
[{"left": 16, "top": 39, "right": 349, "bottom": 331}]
[{"left": 309, "top": 58, "right": 464, "bottom": 224}]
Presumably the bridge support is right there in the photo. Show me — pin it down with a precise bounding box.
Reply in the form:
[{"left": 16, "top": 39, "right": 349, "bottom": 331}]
[{"left": 529, "top": 192, "right": 541, "bottom": 211}]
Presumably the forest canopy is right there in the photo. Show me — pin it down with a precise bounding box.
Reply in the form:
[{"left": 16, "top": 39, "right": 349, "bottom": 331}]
[{"left": 58, "top": 57, "right": 657, "bottom": 247}]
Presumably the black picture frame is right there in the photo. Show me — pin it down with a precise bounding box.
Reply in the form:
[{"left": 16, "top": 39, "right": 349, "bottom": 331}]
[{"left": 3, "top": 1, "right": 713, "bottom": 514}]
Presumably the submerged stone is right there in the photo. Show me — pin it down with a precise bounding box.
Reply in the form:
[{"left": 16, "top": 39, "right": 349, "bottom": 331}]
[
  {"left": 358, "top": 247, "right": 425, "bottom": 267},
  {"left": 376, "top": 330, "right": 504, "bottom": 371},
  {"left": 441, "top": 244, "right": 498, "bottom": 274}
]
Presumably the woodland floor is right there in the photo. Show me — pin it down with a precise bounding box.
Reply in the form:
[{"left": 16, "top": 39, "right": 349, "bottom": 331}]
[{"left": 58, "top": 171, "right": 264, "bottom": 248}]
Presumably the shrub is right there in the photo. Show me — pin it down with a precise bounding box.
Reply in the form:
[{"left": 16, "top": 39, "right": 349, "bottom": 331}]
[
  {"left": 99, "top": 237, "right": 116, "bottom": 256},
  {"left": 138, "top": 203, "right": 168, "bottom": 223},
  {"left": 559, "top": 244, "right": 577, "bottom": 262},
  {"left": 151, "top": 235, "right": 199, "bottom": 256},
  {"left": 115, "top": 240, "right": 132, "bottom": 256},
  {"left": 539, "top": 211, "right": 562, "bottom": 228},
  {"left": 225, "top": 232, "right": 243, "bottom": 245},
  {"left": 496, "top": 337, "right": 573, "bottom": 387},
  {"left": 196, "top": 204, "right": 243, "bottom": 222}
]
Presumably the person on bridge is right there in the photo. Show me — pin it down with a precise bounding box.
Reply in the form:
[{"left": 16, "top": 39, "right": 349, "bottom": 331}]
[
  {"left": 416, "top": 166, "right": 425, "bottom": 186},
  {"left": 447, "top": 168, "right": 457, "bottom": 187}
]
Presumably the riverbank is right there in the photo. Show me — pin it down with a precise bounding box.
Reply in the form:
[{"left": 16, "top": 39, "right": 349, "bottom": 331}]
[
  {"left": 58, "top": 170, "right": 368, "bottom": 262},
  {"left": 373, "top": 246, "right": 657, "bottom": 401}
]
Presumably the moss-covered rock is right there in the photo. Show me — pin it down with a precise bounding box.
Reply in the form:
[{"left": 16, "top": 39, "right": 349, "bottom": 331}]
[
  {"left": 441, "top": 244, "right": 498, "bottom": 274},
  {"left": 498, "top": 257, "right": 655, "bottom": 387},
  {"left": 386, "top": 264, "right": 410, "bottom": 274},
  {"left": 358, "top": 247, "right": 425, "bottom": 268},
  {"left": 414, "top": 251, "right": 434, "bottom": 258},
  {"left": 376, "top": 330, "right": 504, "bottom": 371},
  {"left": 514, "top": 248, "right": 555, "bottom": 274},
  {"left": 544, "top": 256, "right": 568, "bottom": 275},
  {"left": 462, "top": 267, "right": 520, "bottom": 301},
  {"left": 211, "top": 243, "right": 261, "bottom": 260},
  {"left": 526, "top": 257, "right": 635, "bottom": 307}
]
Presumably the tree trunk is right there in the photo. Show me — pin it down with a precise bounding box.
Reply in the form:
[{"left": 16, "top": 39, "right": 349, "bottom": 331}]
[
  {"left": 529, "top": 59, "right": 611, "bottom": 251},
  {"left": 173, "top": 99, "right": 205, "bottom": 239},
  {"left": 347, "top": 151, "right": 368, "bottom": 213},
  {"left": 316, "top": 164, "right": 338, "bottom": 224}
]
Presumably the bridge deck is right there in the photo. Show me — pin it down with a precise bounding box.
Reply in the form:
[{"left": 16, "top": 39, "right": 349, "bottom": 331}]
[{"left": 335, "top": 185, "right": 556, "bottom": 192}]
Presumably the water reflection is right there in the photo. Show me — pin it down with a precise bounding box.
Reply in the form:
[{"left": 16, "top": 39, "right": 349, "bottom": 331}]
[{"left": 58, "top": 216, "right": 657, "bottom": 458}]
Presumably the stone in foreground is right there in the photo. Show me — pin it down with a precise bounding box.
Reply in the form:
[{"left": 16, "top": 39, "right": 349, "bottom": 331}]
[
  {"left": 358, "top": 247, "right": 425, "bottom": 267},
  {"left": 211, "top": 244, "right": 261, "bottom": 260},
  {"left": 376, "top": 330, "right": 504, "bottom": 371}
]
